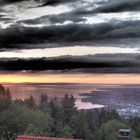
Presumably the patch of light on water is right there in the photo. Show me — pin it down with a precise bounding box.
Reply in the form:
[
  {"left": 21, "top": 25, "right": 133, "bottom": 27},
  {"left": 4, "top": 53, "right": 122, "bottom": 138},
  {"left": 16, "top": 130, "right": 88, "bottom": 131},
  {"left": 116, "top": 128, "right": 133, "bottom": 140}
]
[{"left": 75, "top": 99, "right": 104, "bottom": 110}]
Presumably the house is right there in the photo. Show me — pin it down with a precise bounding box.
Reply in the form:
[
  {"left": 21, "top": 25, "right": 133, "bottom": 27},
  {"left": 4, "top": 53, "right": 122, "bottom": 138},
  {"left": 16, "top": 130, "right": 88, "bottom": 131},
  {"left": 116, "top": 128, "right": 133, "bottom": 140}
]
[
  {"left": 16, "top": 136, "right": 82, "bottom": 140},
  {"left": 118, "top": 129, "right": 131, "bottom": 140}
]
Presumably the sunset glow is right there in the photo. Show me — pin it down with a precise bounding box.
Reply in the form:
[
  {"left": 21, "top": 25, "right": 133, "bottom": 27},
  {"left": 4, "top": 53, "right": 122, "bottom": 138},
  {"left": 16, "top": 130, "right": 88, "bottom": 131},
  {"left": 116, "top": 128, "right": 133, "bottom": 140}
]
[{"left": 0, "top": 73, "right": 140, "bottom": 84}]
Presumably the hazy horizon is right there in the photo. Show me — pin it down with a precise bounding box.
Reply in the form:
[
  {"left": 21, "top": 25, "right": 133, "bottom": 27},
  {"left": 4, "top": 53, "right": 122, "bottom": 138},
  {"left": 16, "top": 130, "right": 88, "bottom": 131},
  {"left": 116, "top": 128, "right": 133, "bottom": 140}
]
[{"left": 0, "top": 73, "right": 140, "bottom": 84}]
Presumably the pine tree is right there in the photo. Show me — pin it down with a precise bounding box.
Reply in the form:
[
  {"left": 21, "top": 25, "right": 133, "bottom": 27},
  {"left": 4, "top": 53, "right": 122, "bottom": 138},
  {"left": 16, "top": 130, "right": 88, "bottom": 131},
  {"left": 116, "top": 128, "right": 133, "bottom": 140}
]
[
  {"left": 62, "top": 94, "right": 76, "bottom": 123},
  {"left": 61, "top": 125, "right": 73, "bottom": 138},
  {"left": 39, "top": 94, "right": 48, "bottom": 112},
  {"left": 0, "top": 85, "right": 12, "bottom": 112},
  {"left": 24, "top": 95, "right": 36, "bottom": 108}
]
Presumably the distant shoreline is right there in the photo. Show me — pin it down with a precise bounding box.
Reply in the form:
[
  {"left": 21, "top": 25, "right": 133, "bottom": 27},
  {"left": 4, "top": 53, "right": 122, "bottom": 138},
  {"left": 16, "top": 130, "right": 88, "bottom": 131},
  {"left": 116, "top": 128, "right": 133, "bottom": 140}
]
[{"left": 3, "top": 82, "right": 140, "bottom": 86}]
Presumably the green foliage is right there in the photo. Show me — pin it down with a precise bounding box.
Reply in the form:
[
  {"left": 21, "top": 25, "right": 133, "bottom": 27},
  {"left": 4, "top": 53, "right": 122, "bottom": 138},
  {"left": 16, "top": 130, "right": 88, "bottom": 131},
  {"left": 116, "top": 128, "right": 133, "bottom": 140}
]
[
  {"left": 61, "top": 125, "right": 73, "bottom": 138},
  {"left": 0, "top": 84, "right": 12, "bottom": 112},
  {"left": 24, "top": 95, "right": 36, "bottom": 108},
  {"left": 98, "top": 119, "right": 135, "bottom": 140},
  {"left": 67, "top": 110, "right": 94, "bottom": 140},
  {"left": 128, "top": 116, "right": 140, "bottom": 138},
  {"left": 24, "top": 124, "right": 44, "bottom": 136},
  {"left": 53, "top": 121, "right": 63, "bottom": 137},
  {"left": 62, "top": 94, "right": 76, "bottom": 123},
  {"left": 49, "top": 97, "right": 63, "bottom": 121},
  {"left": 0, "top": 85, "right": 139, "bottom": 140},
  {"left": 39, "top": 94, "right": 48, "bottom": 112},
  {"left": 0, "top": 104, "right": 52, "bottom": 139}
]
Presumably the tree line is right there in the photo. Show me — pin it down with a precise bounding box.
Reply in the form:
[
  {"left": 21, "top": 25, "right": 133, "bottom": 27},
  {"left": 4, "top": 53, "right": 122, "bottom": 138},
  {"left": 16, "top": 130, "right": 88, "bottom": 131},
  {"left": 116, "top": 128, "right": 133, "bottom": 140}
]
[{"left": 0, "top": 84, "right": 139, "bottom": 140}]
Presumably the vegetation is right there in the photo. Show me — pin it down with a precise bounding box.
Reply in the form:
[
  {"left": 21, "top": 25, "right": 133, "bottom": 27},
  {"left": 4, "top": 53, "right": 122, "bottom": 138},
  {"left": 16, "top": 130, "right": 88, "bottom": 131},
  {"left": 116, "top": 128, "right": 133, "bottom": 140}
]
[{"left": 0, "top": 84, "right": 140, "bottom": 140}]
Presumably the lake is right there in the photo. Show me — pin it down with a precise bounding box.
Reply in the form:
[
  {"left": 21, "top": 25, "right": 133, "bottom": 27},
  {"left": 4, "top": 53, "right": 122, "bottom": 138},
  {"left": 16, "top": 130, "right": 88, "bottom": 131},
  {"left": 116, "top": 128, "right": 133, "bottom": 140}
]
[{"left": 4, "top": 83, "right": 140, "bottom": 116}]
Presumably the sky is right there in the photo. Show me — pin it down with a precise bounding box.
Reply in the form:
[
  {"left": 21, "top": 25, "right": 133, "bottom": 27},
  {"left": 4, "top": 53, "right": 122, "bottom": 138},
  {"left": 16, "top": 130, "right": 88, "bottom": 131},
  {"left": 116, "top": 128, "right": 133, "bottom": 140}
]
[
  {"left": 0, "top": 72, "right": 140, "bottom": 84},
  {"left": 0, "top": 0, "right": 140, "bottom": 83}
]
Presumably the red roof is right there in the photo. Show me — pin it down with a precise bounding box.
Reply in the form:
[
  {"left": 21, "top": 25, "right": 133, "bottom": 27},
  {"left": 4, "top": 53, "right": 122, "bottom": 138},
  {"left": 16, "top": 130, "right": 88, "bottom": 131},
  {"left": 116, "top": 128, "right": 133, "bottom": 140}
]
[{"left": 16, "top": 136, "right": 81, "bottom": 140}]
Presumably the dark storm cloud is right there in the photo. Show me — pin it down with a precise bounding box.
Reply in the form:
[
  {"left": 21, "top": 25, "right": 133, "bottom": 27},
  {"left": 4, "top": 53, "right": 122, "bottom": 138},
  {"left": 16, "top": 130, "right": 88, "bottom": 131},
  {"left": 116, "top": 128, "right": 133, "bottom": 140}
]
[
  {"left": 39, "top": 0, "right": 140, "bottom": 12},
  {"left": 17, "top": 12, "right": 85, "bottom": 25},
  {"left": 0, "top": 54, "right": 140, "bottom": 73},
  {"left": 97, "top": 0, "right": 140, "bottom": 13},
  {"left": 1, "top": 0, "right": 140, "bottom": 13},
  {"left": 74, "top": 0, "right": 140, "bottom": 15},
  {"left": 0, "top": 10, "right": 11, "bottom": 21},
  {"left": 0, "top": 0, "right": 75, "bottom": 5},
  {"left": 1, "top": 19, "right": 140, "bottom": 50},
  {"left": 0, "top": 0, "right": 23, "bottom": 4},
  {"left": 0, "top": 0, "right": 140, "bottom": 74},
  {"left": 1, "top": 0, "right": 140, "bottom": 51},
  {"left": 40, "top": 0, "right": 75, "bottom": 6}
]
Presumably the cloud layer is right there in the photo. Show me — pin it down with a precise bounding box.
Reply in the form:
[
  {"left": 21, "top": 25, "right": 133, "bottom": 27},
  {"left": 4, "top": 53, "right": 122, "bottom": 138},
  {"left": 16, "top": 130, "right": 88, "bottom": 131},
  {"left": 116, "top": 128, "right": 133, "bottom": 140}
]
[
  {"left": 1, "top": 0, "right": 140, "bottom": 49},
  {"left": 0, "top": 0, "right": 140, "bottom": 73},
  {"left": 1, "top": 19, "right": 140, "bottom": 50},
  {"left": 0, "top": 54, "right": 140, "bottom": 73}
]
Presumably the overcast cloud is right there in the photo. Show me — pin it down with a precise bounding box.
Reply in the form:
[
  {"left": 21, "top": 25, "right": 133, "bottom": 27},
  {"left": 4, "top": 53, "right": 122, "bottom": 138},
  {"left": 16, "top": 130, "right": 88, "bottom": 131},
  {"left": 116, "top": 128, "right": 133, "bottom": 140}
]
[{"left": 0, "top": 0, "right": 140, "bottom": 72}]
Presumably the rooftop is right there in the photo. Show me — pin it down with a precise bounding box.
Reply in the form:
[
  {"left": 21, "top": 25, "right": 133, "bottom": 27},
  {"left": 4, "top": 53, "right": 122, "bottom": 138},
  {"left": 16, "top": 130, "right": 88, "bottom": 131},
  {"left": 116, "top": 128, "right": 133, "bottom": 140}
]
[{"left": 119, "top": 129, "right": 131, "bottom": 132}]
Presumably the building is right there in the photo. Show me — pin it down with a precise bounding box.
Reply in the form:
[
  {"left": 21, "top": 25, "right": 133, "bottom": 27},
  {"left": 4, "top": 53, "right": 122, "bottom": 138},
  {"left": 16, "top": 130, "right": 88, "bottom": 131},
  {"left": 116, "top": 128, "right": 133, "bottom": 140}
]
[
  {"left": 16, "top": 136, "right": 82, "bottom": 140},
  {"left": 118, "top": 129, "right": 131, "bottom": 140}
]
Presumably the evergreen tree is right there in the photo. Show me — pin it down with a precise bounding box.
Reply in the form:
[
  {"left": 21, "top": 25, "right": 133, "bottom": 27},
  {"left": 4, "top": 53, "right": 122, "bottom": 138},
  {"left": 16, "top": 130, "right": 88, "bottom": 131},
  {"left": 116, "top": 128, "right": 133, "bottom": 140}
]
[
  {"left": 71, "top": 110, "right": 94, "bottom": 140},
  {"left": 24, "top": 95, "right": 36, "bottom": 108},
  {"left": 49, "top": 98, "right": 63, "bottom": 137},
  {"left": 0, "top": 85, "right": 12, "bottom": 112},
  {"left": 61, "top": 125, "right": 73, "bottom": 138},
  {"left": 54, "top": 121, "right": 63, "bottom": 137},
  {"left": 24, "top": 124, "right": 43, "bottom": 136},
  {"left": 62, "top": 94, "right": 76, "bottom": 123},
  {"left": 98, "top": 119, "right": 135, "bottom": 140},
  {"left": 39, "top": 94, "right": 48, "bottom": 112}
]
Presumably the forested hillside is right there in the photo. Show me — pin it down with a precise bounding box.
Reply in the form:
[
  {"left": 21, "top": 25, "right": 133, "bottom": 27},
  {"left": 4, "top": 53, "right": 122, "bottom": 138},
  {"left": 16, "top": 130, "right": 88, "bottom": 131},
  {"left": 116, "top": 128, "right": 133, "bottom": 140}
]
[{"left": 0, "top": 84, "right": 139, "bottom": 140}]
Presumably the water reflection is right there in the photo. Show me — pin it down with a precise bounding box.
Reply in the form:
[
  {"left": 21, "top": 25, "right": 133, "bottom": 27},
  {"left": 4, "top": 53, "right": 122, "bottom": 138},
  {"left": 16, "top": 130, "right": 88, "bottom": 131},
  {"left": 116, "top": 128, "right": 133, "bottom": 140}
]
[
  {"left": 75, "top": 99, "right": 104, "bottom": 110},
  {"left": 4, "top": 84, "right": 107, "bottom": 109}
]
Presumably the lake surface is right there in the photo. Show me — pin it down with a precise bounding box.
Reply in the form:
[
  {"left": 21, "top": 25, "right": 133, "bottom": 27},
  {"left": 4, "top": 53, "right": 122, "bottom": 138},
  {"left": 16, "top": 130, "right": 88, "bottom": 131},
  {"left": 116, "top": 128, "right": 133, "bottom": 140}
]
[
  {"left": 4, "top": 83, "right": 105, "bottom": 109},
  {"left": 4, "top": 84, "right": 140, "bottom": 116}
]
